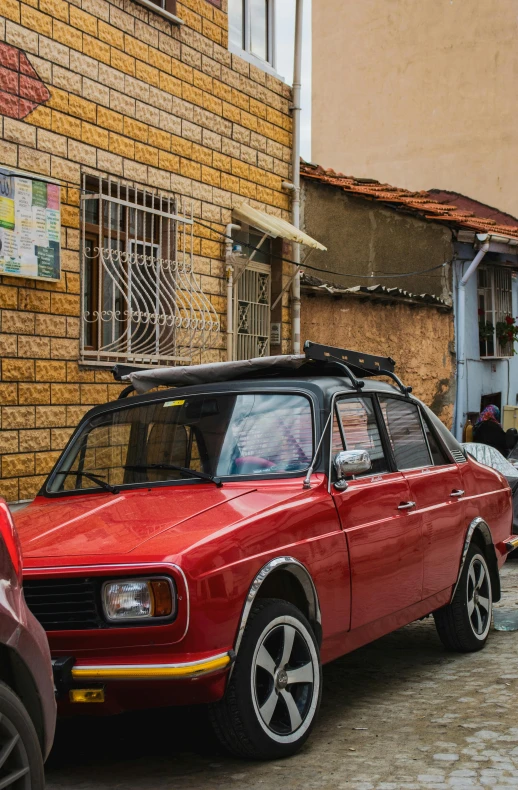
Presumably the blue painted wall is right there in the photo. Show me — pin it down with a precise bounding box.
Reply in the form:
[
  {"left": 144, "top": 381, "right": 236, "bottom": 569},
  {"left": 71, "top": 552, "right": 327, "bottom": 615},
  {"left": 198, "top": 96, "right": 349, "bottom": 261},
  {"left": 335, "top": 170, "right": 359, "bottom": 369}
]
[{"left": 456, "top": 250, "right": 518, "bottom": 430}]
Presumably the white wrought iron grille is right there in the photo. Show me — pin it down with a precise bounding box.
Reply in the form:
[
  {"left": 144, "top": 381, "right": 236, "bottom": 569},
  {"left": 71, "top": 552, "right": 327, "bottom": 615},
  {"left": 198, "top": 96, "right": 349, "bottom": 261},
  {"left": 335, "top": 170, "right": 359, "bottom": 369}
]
[
  {"left": 234, "top": 260, "right": 271, "bottom": 360},
  {"left": 478, "top": 265, "right": 513, "bottom": 358},
  {"left": 80, "top": 175, "right": 220, "bottom": 367}
]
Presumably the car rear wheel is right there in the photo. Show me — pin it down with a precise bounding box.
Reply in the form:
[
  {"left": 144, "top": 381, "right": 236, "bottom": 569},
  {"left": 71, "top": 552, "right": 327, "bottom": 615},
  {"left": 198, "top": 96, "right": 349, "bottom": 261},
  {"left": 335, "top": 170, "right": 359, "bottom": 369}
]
[
  {"left": 209, "top": 598, "right": 322, "bottom": 760},
  {"left": 0, "top": 681, "right": 44, "bottom": 790},
  {"left": 433, "top": 543, "right": 493, "bottom": 652}
]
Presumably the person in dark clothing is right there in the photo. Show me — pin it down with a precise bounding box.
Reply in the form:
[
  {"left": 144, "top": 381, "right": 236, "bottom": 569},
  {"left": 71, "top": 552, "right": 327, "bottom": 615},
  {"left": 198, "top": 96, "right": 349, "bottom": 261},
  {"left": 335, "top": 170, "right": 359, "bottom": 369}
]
[{"left": 473, "top": 405, "right": 513, "bottom": 456}]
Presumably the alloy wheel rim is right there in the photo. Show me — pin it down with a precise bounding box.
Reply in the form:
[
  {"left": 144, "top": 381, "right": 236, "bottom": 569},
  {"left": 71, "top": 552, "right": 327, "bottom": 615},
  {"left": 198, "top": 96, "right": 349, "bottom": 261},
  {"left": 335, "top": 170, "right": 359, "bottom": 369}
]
[
  {"left": 0, "top": 713, "right": 31, "bottom": 790},
  {"left": 467, "top": 556, "right": 491, "bottom": 637},
  {"left": 253, "top": 621, "right": 315, "bottom": 737}
]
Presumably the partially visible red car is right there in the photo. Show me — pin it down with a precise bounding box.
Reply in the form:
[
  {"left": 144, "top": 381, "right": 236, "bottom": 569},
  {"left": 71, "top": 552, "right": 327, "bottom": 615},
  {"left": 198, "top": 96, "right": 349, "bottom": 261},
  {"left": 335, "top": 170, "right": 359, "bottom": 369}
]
[
  {"left": 0, "top": 500, "right": 56, "bottom": 788},
  {"left": 14, "top": 343, "right": 517, "bottom": 760}
]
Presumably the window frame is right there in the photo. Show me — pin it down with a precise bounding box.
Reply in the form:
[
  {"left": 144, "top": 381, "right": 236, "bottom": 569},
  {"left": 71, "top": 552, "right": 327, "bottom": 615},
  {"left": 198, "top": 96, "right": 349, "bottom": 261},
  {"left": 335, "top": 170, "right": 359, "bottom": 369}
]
[
  {"left": 419, "top": 408, "right": 450, "bottom": 467},
  {"left": 328, "top": 391, "right": 455, "bottom": 487},
  {"left": 477, "top": 264, "right": 514, "bottom": 360},
  {"left": 133, "top": 0, "right": 182, "bottom": 25},
  {"left": 377, "top": 395, "right": 434, "bottom": 472},
  {"left": 81, "top": 178, "right": 167, "bottom": 357},
  {"left": 329, "top": 393, "right": 395, "bottom": 485},
  {"left": 228, "top": 0, "right": 278, "bottom": 75},
  {"left": 80, "top": 174, "right": 220, "bottom": 369}
]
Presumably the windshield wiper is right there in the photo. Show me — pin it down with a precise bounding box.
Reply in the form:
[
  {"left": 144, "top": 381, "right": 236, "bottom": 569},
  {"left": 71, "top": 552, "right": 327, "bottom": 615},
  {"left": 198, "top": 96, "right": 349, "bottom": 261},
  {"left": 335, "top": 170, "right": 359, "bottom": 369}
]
[
  {"left": 124, "top": 463, "right": 222, "bottom": 488},
  {"left": 55, "top": 470, "right": 119, "bottom": 494}
]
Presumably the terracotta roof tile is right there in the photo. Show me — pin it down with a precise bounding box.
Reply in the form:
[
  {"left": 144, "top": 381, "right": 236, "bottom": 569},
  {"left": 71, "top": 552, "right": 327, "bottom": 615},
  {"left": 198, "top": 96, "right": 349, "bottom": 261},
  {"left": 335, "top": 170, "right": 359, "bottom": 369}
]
[{"left": 301, "top": 161, "right": 518, "bottom": 241}]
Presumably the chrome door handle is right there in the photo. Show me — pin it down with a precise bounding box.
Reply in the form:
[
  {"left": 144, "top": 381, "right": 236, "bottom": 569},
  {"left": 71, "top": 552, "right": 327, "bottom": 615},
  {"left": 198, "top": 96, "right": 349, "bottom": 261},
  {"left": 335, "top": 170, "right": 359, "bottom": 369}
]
[
  {"left": 397, "top": 501, "right": 416, "bottom": 510},
  {"left": 451, "top": 489, "right": 464, "bottom": 497}
]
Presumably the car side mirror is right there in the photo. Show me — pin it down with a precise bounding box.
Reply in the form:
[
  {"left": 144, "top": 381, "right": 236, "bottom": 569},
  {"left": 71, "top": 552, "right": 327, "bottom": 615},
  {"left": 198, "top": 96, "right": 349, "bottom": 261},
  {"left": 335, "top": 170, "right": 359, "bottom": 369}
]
[{"left": 333, "top": 450, "right": 372, "bottom": 490}]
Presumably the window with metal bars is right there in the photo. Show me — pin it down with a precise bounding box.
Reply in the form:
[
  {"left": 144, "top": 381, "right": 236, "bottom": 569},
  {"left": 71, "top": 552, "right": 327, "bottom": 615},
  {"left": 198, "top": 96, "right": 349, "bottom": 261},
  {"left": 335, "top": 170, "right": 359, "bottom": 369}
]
[
  {"left": 477, "top": 265, "right": 513, "bottom": 358},
  {"left": 80, "top": 175, "right": 219, "bottom": 368},
  {"left": 232, "top": 226, "right": 272, "bottom": 360}
]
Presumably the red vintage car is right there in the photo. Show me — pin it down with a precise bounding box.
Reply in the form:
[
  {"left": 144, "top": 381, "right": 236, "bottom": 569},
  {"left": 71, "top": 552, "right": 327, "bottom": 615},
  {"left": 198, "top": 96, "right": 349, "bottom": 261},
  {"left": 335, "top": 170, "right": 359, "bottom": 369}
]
[{"left": 14, "top": 342, "right": 518, "bottom": 760}]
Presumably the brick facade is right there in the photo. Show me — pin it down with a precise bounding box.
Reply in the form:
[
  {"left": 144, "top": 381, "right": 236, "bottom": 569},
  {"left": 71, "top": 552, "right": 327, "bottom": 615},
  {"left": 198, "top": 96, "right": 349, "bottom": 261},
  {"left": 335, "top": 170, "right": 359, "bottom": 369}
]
[{"left": 0, "top": 0, "right": 294, "bottom": 502}]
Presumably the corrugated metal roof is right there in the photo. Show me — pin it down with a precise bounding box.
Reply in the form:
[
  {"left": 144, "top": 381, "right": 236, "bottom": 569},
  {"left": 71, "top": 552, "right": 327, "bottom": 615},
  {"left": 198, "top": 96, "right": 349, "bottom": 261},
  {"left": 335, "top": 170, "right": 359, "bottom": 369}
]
[
  {"left": 301, "top": 273, "right": 451, "bottom": 309},
  {"left": 301, "top": 162, "right": 518, "bottom": 242}
]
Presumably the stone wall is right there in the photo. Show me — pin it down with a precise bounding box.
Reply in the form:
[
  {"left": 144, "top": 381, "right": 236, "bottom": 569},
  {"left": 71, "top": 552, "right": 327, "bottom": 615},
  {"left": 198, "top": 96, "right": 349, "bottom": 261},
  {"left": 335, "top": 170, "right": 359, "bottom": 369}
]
[
  {"left": 0, "top": 0, "right": 293, "bottom": 502},
  {"left": 301, "top": 292, "right": 455, "bottom": 427}
]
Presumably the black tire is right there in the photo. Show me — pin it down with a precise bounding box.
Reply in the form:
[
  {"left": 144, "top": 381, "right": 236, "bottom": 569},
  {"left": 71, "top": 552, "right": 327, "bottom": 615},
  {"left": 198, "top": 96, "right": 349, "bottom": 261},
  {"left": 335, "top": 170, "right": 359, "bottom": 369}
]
[
  {"left": 433, "top": 543, "right": 493, "bottom": 652},
  {"left": 0, "top": 680, "right": 44, "bottom": 790},
  {"left": 209, "top": 598, "right": 322, "bottom": 760}
]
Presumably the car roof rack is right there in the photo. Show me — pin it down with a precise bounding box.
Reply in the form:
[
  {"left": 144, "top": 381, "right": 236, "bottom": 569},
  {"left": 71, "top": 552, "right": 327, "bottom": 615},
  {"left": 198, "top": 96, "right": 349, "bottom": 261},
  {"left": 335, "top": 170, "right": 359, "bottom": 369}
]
[
  {"left": 111, "top": 343, "right": 411, "bottom": 397},
  {"left": 303, "top": 341, "right": 412, "bottom": 395}
]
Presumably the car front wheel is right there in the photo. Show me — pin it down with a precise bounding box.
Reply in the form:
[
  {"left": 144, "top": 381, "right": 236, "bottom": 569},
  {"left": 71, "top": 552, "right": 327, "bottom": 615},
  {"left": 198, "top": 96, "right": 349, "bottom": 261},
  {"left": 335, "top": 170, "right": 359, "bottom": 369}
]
[
  {"left": 433, "top": 543, "right": 493, "bottom": 652},
  {"left": 210, "top": 598, "right": 322, "bottom": 759}
]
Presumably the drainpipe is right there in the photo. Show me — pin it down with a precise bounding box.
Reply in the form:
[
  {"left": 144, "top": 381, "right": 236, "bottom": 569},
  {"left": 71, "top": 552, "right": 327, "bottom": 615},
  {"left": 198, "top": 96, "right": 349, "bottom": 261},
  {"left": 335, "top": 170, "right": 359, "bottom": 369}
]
[
  {"left": 225, "top": 223, "right": 241, "bottom": 362},
  {"left": 290, "top": 0, "right": 303, "bottom": 354},
  {"left": 455, "top": 234, "right": 490, "bottom": 440}
]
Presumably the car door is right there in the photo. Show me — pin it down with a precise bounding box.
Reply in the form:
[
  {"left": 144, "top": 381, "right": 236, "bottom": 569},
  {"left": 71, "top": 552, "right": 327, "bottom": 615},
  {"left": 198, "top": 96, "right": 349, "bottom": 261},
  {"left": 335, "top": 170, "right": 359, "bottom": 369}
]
[
  {"left": 331, "top": 395, "right": 423, "bottom": 630},
  {"left": 378, "top": 396, "right": 464, "bottom": 598}
]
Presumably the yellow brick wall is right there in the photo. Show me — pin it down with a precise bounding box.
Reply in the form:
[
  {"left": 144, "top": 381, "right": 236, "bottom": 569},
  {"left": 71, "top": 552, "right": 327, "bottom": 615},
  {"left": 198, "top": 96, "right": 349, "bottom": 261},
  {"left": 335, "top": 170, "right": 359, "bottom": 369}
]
[{"left": 0, "top": 0, "right": 294, "bottom": 502}]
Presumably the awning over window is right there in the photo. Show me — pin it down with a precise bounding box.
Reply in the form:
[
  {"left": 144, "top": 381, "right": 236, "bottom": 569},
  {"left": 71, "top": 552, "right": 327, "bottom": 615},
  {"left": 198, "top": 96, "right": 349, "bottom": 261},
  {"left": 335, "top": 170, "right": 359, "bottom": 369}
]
[{"left": 233, "top": 202, "right": 327, "bottom": 251}]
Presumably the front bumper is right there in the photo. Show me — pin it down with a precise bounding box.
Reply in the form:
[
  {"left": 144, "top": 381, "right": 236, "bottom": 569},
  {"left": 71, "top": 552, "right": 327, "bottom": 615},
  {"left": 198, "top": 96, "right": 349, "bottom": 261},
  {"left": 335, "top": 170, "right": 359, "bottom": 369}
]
[
  {"left": 53, "top": 651, "right": 233, "bottom": 698},
  {"left": 70, "top": 652, "right": 233, "bottom": 681}
]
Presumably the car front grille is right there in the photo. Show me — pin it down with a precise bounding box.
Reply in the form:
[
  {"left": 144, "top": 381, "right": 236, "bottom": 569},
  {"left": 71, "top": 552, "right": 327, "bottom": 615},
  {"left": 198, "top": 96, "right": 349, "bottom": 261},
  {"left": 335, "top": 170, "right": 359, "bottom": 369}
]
[{"left": 23, "top": 577, "right": 103, "bottom": 631}]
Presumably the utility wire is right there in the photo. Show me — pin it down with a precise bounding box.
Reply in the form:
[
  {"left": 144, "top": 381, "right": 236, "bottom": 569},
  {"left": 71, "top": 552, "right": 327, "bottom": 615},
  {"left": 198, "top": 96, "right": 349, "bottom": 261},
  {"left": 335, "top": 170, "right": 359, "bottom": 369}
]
[
  {"left": 3, "top": 174, "right": 448, "bottom": 280},
  {"left": 193, "top": 216, "right": 449, "bottom": 280}
]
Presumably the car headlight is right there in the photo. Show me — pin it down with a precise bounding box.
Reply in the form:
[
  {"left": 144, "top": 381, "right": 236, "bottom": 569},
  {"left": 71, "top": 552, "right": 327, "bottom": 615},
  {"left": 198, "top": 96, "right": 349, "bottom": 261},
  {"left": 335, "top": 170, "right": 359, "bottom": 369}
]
[{"left": 102, "top": 578, "right": 175, "bottom": 622}]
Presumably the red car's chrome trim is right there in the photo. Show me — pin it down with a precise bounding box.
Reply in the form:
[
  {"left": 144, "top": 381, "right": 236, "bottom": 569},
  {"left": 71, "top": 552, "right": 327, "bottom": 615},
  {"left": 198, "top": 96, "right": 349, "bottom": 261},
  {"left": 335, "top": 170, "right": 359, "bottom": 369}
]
[
  {"left": 71, "top": 652, "right": 232, "bottom": 680},
  {"left": 451, "top": 517, "right": 496, "bottom": 601},
  {"left": 24, "top": 562, "right": 190, "bottom": 640}
]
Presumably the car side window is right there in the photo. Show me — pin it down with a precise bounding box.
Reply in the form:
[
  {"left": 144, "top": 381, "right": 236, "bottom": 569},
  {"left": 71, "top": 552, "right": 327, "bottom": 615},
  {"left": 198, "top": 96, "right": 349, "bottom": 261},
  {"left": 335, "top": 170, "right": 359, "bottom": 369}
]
[
  {"left": 421, "top": 415, "right": 449, "bottom": 466},
  {"left": 334, "top": 397, "right": 388, "bottom": 475},
  {"left": 379, "top": 397, "right": 432, "bottom": 470}
]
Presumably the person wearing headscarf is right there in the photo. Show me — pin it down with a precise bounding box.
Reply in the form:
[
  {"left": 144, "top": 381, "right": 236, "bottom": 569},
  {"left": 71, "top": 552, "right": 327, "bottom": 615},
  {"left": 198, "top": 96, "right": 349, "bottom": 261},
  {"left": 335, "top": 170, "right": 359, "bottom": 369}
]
[{"left": 473, "top": 405, "right": 509, "bottom": 455}]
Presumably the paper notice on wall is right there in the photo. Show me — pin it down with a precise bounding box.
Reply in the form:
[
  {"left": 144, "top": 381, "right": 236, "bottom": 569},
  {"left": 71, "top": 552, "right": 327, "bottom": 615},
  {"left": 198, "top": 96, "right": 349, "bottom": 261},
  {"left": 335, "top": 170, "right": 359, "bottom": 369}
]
[
  {"left": 0, "top": 169, "right": 61, "bottom": 281},
  {"left": 46, "top": 209, "right": 60, "bottom": 243},
  {"left": 0, "top": 227, "right": 17, "bottom": 260},
  {"left": 37, "top": 245, "right": 58, "bottom": 279},
  {"left": 32, "top": 180, "right": 47, "bottom": 208},
  {"left": 47, "top": 184, "right": 60, "bottom": 210},
  {"left": 16, "top": 178, "right": 32, "bottom": 216},
  {"left": 0, "top": 196, "right": 15, "bottom": 230},
  {"left": 32, "top": 207, "right": 48, "bottom": 246}
]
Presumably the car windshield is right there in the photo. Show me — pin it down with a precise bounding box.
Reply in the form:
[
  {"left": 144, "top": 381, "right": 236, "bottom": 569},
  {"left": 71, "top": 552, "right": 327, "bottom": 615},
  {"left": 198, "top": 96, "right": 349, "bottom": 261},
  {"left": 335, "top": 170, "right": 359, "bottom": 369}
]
[{"left": 47, "top": 393, "right": 313, "bottom": 493}]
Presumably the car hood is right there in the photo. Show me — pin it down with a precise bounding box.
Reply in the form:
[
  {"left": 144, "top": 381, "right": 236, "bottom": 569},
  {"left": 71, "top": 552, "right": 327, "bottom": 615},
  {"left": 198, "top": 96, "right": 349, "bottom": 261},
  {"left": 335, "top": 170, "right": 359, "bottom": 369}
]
[{"left": 15, "top": 486, "right": 257, "bottom": 559}]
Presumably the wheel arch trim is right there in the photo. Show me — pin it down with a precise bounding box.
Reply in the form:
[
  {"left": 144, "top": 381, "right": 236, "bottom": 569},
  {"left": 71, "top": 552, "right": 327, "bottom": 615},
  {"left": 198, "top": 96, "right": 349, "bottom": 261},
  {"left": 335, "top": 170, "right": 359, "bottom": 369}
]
[
  {"left": 234, "top": 556, "right": 321, "bottom": 656},
  {"left": 452, "top": 517, "right": 501, "bottom": 602}
]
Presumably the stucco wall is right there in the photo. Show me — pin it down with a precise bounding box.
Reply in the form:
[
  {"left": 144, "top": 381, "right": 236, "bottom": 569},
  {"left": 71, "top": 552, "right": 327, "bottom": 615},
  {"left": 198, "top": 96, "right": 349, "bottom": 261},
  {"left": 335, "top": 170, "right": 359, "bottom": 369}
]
[
  {"left": 312, "top": 0, "right": 518, "bottom": 218},
  {"left": 301, "top": 179, "right": 454, "bottom": 300},
  {"left": 301, "top": 293, "right": 455, "bottom": 427}
]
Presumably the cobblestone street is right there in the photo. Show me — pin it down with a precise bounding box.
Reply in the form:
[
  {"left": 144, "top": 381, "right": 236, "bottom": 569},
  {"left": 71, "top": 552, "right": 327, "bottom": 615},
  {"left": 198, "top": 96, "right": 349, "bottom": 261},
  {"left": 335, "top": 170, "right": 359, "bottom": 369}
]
[{"left": 44, "top": 560, "right": 518, "bottom": 790}]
